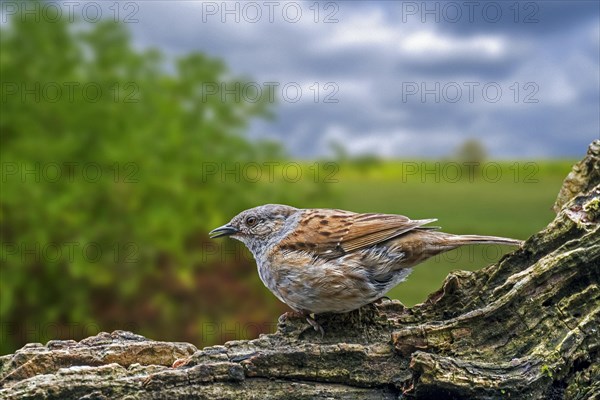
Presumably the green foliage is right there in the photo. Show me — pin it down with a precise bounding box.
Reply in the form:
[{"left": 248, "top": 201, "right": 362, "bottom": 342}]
[{"left": 0, "top": 5, "right": 333, "bottom": 353}]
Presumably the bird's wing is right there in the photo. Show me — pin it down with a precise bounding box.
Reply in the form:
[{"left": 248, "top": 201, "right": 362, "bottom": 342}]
[{"left": 279, "top": 209, "right": 437, "bottom": 259}]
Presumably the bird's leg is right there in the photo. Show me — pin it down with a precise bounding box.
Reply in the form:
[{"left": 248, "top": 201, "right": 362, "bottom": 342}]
[
  {"left": 305, "top": 313, "right": 324, "bottom": 337},
  {"left": 280, "top": 310, "right": 306, "bottom": 321}
]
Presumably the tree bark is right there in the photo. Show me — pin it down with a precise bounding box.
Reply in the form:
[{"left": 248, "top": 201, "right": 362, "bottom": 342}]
[{"left": 1, "top": 141, "right": 598, "bottom": 400}]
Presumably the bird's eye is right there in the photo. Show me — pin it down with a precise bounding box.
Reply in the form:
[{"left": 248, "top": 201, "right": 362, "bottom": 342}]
[{"left": 245, "top": 216, "right": 258, "bottom": 227}]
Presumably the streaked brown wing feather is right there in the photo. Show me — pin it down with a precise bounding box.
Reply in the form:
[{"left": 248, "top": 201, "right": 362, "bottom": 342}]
[{"left": 280, "top": 209, "right": 437, "bottom": 259}]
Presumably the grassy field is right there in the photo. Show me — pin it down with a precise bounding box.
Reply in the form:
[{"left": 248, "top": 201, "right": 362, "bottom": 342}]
[{"left": 327, "top": 159, "right": 575, "bottom": 305}]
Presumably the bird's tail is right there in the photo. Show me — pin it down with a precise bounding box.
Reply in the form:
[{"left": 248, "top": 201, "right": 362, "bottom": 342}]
[
  {"left": 444, "top": 234, "right": 523, "bottom": 247},
  {"left": 390, "top": 230, "right": 523, "bottom": 269}
]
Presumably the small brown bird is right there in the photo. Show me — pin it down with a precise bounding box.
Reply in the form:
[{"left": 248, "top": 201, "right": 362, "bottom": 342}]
[{"left": 210, "top": 204, "right": 522, "bottom": 334}]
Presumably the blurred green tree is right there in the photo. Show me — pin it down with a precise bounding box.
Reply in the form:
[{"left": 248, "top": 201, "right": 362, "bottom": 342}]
[
  {"left": 455, "top": 138, "right": 487, "bottom": 164},
  {"left": 0, "top": 3, "right": 333, "bottom": 353}
]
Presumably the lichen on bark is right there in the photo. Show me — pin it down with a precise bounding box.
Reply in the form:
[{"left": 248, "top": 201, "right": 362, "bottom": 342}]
[{"left": 1, "top": 141, "right": 598, "bottom": 400}]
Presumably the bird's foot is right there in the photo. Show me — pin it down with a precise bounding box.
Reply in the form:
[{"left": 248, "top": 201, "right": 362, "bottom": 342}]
[
  {"left": 280, "top": 310, "right": 324, "bottom": 337},
  {"left": 305, "top": 314, "right": 325, "bottom": 338},
  {"left": 374, "top": 296, "right": 391, "bottom": 304}
]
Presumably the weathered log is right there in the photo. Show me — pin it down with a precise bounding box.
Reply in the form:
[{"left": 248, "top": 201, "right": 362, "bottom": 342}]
[{"left": 1, "top": 141, "right": 598, "bottom": 400}]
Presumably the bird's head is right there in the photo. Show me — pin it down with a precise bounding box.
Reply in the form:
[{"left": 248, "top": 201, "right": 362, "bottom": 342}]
[{"left": 209, "top": 204, "right": 298, "bottom": 255}]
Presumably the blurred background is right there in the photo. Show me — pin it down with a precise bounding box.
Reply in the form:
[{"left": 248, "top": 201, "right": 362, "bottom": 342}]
[{"left": 1, "top": 0, "right": 598, "bottom": 354}]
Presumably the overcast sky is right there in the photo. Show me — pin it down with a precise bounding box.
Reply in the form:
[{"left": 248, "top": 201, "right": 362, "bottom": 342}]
[{"left": 129, "top": 1, "right": 599, "bottom": 158}]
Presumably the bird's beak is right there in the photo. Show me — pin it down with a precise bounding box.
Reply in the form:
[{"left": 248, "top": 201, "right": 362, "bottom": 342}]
[{"left": 209, "top": 224, "right": 239, "bottom": 238}]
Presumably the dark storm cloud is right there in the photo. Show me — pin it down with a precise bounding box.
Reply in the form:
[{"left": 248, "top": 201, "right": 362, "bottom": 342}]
[
  {"left": 388, "top": 1, "right": 599, "bottom": 36},
  {"left": 130, "top": 1, "right": 599, "bottom": 158}
]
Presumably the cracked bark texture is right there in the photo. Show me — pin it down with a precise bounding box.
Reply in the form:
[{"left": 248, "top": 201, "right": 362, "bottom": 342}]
[{"left": 1, "top": 141, "right": 598, "bottom": 400}]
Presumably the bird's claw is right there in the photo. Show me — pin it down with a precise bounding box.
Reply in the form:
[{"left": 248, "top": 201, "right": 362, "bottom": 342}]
[{"left": 306, "top": 315, "right": 324, "bottom": 338}]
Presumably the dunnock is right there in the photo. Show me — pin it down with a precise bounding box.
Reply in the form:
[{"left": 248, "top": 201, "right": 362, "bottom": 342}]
[{"left": 210, "top": 204, "right": 522, "bottom": 334}]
